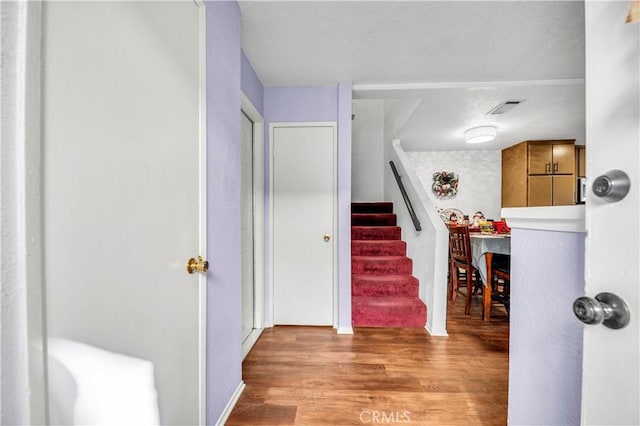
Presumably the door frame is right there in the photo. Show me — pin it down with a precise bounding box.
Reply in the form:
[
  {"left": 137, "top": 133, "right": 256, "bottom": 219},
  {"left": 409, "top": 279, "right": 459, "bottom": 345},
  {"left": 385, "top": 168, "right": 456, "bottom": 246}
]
[
  {"left": 17, "top": 2, "right": 209, "bottom": 423},
  {"left": 240, "top": 93, "right": 265, "bottom": 358},
  {"left": 196, "top": 2, "right": 207, "bottom": 423},
  {"left": 268, "top": 122, "right": 338, "bottom": 327}
]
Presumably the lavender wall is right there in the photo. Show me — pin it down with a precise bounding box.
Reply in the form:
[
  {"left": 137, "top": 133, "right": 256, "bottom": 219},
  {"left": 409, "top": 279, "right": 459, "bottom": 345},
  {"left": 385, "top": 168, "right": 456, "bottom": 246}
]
[
  {"left": 263, "top": 86, "right": 352, "bottom": 329},
  {"left": 241, "top": 50, "right": 264, "bottom": 115},
  {"left": 508, "top": 228, "right": 584, "bottom": 425},
  {"left": 205, "top": 1, "right": 243, "bottom": 422},
  {"left": 264, "top": 87, "right": 338, "bottom": 123}
]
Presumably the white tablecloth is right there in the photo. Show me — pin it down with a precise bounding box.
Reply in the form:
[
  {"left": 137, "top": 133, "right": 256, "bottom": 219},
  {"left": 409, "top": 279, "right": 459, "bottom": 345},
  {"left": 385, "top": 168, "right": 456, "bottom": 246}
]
[{"left": 470, "top": 234, "right": 511, "bottom": 285}]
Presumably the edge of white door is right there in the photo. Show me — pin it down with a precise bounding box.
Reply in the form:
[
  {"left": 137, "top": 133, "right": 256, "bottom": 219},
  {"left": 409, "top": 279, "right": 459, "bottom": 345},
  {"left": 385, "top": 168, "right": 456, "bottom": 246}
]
[
  {"left": 240, "top": 92, "right": 265, "bottom": 357},
  {"left": 268, "top": 122, "right": 338, "bottom": 327},
  {"left": 196, "top": 2, "right": 207, "bottom": 424}
]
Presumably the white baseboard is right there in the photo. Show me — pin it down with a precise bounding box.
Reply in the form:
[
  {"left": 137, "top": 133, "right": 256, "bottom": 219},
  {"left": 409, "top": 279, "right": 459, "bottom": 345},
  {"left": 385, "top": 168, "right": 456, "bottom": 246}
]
[
  {"left": 337, "top": 326, "right": 354, "bottom": 335},
  {"left": 425, "top": 323, "right": 448, "bottom": 337},
  {"left": 214, "top": 381, "right": 246, "bottom": 426},
  {"left": 242, "top": 328, "right": 264, "bottom": 360}
]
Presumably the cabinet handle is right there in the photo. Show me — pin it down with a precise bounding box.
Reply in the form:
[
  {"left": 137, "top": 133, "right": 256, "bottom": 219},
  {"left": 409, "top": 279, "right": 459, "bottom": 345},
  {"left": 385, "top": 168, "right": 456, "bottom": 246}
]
[
  {"left": 554, "top": 162, "right": 559, "bottom": 173},
  {"left": 546, "top": 162, "right": 551, "bottom": 174}
]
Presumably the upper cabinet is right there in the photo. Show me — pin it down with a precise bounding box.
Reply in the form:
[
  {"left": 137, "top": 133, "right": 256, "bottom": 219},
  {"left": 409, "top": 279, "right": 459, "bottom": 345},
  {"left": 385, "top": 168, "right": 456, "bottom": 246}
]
[
  {"left": 502, "top": 140, "right": 577, "bottom": 208},
  {"left": 528, "top": 142, "right": 576, "bottom": 175}
]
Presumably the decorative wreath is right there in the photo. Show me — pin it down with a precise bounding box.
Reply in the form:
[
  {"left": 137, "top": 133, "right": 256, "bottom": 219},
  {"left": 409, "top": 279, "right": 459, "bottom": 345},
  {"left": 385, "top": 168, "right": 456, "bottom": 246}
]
[{"left": 432, "top": 171, "right": 459, "bottom": 199}]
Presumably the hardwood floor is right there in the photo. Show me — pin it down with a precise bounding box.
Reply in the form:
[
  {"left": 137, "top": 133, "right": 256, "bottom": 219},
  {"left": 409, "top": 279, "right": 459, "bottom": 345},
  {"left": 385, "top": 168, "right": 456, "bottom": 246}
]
[{"left": 227, "top": 294, "right": 509, "bottom": 425}]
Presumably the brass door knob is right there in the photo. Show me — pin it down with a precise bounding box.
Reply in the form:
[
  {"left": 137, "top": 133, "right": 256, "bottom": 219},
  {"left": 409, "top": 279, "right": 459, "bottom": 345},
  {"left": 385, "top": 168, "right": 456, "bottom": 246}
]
[
  {"left": 186, "top": 256, "right": 209, "bottom": 274},
  {"left": 324, "top": 234, "right": 331, "bottom": 242}
]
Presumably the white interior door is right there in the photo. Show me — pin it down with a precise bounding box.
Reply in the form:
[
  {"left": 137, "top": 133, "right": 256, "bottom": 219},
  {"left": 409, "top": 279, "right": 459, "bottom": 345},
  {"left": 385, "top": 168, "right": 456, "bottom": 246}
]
[
  {"left": 582, "top": 2, "right": 639, "bottom": 424},
  {"left": 241, "top": 112, "right": 255, "bottom": 341},
  {"left": 272, "top": 124, "right": 336, "bottom": 325},
  {"left": 42, "top": 2, "right": 205, "bottom": 424}
]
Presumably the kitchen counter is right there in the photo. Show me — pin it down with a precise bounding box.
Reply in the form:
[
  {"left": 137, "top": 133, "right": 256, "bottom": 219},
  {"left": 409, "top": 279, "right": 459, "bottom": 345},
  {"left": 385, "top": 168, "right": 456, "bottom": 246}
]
[{"left": 501, "top": 205, "right": 586, "bottom": 233}]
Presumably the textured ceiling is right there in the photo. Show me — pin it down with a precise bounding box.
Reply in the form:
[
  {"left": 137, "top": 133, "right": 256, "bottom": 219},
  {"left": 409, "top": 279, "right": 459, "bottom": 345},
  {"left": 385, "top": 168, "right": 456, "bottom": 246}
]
[{"left": 239, "top": 1, "right": 586, "bottom": 150}]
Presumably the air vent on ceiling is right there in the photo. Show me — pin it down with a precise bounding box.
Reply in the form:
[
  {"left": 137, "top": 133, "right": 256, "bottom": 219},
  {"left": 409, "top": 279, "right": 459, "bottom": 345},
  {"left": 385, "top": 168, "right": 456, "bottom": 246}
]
[{"left": 487, "top": 100, "right": 525, "bottom": 115}]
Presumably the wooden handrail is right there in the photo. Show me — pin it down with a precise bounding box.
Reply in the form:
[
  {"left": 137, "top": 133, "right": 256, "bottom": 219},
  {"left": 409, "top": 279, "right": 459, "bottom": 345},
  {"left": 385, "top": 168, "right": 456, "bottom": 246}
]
[{"left": 389, "top": 161, "right": 421, "bottom": 232}]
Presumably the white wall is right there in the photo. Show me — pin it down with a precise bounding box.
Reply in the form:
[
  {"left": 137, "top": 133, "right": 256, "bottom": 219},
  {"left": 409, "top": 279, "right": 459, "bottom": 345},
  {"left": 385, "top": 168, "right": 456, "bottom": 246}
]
[
  {"left": 389, "top": 141, "right": 449, "bottom": 336},
  {"left": 351, "top": 99, "right": 384, "bottom": 201},
  {"left": 406, "top": 150, "right": 502, "bottom": 221}
]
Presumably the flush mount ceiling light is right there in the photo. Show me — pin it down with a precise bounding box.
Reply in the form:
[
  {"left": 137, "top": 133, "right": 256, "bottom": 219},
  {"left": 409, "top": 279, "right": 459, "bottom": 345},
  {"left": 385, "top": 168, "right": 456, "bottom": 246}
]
[{"left": 464, "top": 125, "right": 497, "bottom": 144}]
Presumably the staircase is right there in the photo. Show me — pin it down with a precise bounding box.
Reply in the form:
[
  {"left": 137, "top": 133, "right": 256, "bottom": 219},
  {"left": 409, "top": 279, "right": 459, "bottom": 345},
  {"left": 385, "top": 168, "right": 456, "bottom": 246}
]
[{"left": 351, "top": 202, "right": 427, "bottom": 327}]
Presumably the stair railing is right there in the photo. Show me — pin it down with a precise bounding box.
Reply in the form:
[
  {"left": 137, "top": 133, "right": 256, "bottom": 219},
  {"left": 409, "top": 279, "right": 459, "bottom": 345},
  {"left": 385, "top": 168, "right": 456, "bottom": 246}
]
[{"left": 389, "top": 161, "right": 422, "bottom": 231}]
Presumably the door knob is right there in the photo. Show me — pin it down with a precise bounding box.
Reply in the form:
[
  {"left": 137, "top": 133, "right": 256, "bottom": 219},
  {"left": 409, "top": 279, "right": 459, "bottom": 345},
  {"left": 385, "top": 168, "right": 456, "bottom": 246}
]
[
  {"left": 186, "top": 256, "right": 209, "bottom": 274},
  {"left": 324, "top": 234, "right": 331, "bottom": 242},
  {"left": 592, "top": 169, "right": 630, "bottom": 202},
  {"left": 573, "top": 292, "right": 630, "bottom": 329}
]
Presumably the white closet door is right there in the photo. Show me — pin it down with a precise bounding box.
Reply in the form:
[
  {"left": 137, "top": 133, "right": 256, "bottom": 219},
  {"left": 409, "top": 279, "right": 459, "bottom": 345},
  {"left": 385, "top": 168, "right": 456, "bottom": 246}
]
[{"left": 272, "top": 124, "right": 335, "bottom": 325}]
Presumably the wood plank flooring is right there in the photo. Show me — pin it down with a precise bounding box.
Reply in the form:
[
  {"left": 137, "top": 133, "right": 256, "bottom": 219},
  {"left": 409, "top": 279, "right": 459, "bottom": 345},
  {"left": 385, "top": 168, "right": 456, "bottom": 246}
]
[{"left": 227, "top": 294, "right": 509, "bottom": 425}]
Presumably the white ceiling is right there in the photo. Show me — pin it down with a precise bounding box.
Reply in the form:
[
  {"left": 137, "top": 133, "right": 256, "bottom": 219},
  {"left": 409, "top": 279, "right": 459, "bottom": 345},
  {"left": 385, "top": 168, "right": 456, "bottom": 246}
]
[{"left": 239, "top": 1, "right": 586, "bottom": 151}]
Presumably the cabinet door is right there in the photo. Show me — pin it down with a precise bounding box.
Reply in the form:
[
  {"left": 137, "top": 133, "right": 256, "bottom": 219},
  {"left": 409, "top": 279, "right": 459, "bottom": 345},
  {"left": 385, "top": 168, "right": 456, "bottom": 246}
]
[
  {"left": 552, "top": 175, "right": 576, "bottom": 205},
  {"left": 528, "top": 144, "right": 552, "bottom": 174},
  {"left": 553, "top": 143, "right": 576, "bottom": 174},
  {"left": 528, "top": 175, "right": 553, "bottom": 206},
  {"left": 502, "top": 142, "right": 528, "bottom": 207}
]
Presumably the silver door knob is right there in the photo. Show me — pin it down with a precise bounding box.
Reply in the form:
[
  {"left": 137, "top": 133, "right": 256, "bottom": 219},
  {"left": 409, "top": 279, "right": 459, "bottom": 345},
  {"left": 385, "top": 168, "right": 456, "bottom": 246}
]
[
  {"left": 573, "top": 292, "right": 630, "bottom": 329},
  {"left": 592, "top": 169, "right": 630, "bottom": 202}
]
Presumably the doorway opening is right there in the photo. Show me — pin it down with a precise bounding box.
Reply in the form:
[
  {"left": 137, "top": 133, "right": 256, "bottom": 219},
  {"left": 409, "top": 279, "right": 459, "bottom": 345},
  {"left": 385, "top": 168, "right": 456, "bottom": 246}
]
[{"left": 240, "top": 94, "right": 265, "bottom": 358}]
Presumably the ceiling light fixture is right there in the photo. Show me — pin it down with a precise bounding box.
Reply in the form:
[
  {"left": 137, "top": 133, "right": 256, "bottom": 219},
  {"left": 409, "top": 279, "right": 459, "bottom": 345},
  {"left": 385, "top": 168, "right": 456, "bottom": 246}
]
[{"left": 464, "top": 125, "right": 497, "bottom": 144}]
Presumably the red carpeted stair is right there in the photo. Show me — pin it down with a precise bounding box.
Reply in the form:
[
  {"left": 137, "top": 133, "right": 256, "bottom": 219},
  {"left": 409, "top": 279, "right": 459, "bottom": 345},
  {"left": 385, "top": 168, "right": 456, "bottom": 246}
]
[{"left": 351, "top": 202, "right": 427, "bottom": 327}]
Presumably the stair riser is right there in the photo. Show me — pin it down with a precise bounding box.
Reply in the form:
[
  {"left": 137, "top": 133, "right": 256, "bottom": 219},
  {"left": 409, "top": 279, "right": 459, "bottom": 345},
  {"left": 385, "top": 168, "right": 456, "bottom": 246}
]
[
  {"left": 352, "top": 258, "right": 413, "bottom": 275},
  {"left": 352, "top": 227, "right": 401, "bottom": 241},
  {"left": 352, "top": 306, "right": 426, "bottom": 327},
  {"left": 351, "top": 241, "right": 406, "bottom": 256},
  {"left": 351, "top": 214, "right": 397, "bottom": 227},
  {"left": 352, "top": 282, "right": 418, "bottom": 297},
  {"left": 351, "top": 202, "right": 394, "bottom": 214}
]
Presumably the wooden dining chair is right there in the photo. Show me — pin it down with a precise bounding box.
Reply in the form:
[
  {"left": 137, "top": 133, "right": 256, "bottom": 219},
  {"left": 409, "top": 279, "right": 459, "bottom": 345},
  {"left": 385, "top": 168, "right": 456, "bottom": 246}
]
[
  {"left": 490, "top": 254, "right": 511, "bottom": 315},
  {"left": 448, "top": 225, "right": 479, "bottom": 315}
]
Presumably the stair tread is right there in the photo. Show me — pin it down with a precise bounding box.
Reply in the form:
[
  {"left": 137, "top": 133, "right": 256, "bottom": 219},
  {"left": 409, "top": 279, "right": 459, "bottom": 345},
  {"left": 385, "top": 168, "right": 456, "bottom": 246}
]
[
  {"left": 352, "top": 255, "right": 411, "bottom": 261},
  {"left": 353, "top": 296, "right": 425, "bottom": 308},
  {"left": 352, "top": 213, "right": 395, "bottom": 216},
  {"left": 352, "top": 239, "right": 405, "bottom": 244},
  {"left": 352, "top": 225, "right": 400, "bottom": 229},
  {"left": 352, "top": 274, "right": 418, "bottom": 282}
]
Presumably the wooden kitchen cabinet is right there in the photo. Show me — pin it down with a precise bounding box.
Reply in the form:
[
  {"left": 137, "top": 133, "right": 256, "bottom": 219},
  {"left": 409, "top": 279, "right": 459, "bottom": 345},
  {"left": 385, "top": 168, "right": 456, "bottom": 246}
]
[
  {"left": 528, "top": 175, "right": 576, "bottom": 206},
  {"left": 502, "top": 139, "right": 576, "bottom": 207},
  {"left": 552, "top": 175, "right": 577, "bottom": 205},
  {"left": 528, "top": 141, "right": 575, "bottom": 174},
  {"left": 527, "top": 175, "right": 552, "bottom": 206}
]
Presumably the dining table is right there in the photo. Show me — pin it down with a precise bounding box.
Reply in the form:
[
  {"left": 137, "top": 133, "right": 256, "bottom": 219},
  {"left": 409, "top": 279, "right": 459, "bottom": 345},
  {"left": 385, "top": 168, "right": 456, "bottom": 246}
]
[{"left": 470, "top": 233, "right": 511, "bottom": 321}]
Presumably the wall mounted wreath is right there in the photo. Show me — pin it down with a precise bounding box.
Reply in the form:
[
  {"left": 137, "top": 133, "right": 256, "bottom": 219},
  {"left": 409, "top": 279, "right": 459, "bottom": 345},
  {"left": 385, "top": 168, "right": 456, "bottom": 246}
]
[{"left": 432, "top": 171, "right": 459, "bottom": 199}]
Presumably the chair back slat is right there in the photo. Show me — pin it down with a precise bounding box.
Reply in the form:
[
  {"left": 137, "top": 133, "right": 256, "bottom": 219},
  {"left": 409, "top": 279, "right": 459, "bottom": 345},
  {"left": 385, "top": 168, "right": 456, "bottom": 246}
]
[{"left": 449, "top": 224, "right": 472, "bottom": 265}]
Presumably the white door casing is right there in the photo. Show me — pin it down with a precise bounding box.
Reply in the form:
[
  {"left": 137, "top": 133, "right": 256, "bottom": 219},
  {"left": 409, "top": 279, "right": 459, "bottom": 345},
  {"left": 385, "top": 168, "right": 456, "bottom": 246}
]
[
  {"left": 582, "top": 1, "right": 639, "bottom": 424},
  {"left": 41, "top": 2, "right": 206, "bottom": 424},
  {"left": 271, "top": 123, "right": 337, "bottom": 326},
  {"left": 240, "top": 93, "right": 265, "bottom": 357},
  {"left": 241, "top": 112, "right": 255, "bottom": 342}
]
